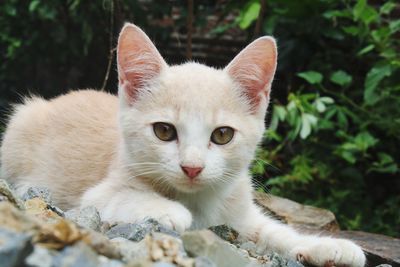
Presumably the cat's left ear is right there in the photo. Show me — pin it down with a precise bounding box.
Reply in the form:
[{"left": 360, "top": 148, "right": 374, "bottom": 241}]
[
  {"left": 224, "top": 37, "right": 277, "bottom": 113},
  {"left": 117, "top": 23, "right": 168, "bottom": 105}
]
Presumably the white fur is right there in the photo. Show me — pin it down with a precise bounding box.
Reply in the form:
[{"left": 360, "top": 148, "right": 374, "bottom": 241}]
[{"left": 1, "top": 23, "right": 365, "bottom": 267}]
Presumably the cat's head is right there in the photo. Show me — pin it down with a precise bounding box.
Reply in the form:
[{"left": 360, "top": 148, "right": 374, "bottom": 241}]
[{"left": 117, "top": 23, "right": 277, "bottom": 193}]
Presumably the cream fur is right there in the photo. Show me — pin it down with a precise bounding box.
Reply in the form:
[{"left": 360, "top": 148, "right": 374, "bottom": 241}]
[{"left": 1, "top": 23, "right": 366, "bottom": 267}]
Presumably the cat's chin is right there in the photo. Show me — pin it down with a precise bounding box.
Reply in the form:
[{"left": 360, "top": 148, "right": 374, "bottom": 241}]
[{"left": 172, "top": 180, "right": 206, "bottom": 193}]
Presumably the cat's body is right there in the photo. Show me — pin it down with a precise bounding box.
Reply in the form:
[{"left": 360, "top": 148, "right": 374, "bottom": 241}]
[{"left": 1, "top": 24, "right": 366, "bottom": 267}]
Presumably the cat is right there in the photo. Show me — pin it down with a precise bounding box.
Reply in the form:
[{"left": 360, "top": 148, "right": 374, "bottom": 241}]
[{"left": 1, "top": 23, "right": 366, "bottom": 267}]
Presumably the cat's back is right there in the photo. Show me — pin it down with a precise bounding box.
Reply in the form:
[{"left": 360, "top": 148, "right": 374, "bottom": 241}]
[{"left": 1, "top": 90, "right": 119, "bottom": 209}]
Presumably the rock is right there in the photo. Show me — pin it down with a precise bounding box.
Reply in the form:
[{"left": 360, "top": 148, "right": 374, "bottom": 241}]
[
  {"left": 21, "top": 186, "right": 65, "bottom": 217},
  {"left": 25, "top": 245, "right": 58, "bottom": 267},
  {"left": 22, "top": 186, "right": 53, "bottom": 205},
  {"left": 182, "top": 230, "right": 263, "bottom": 267},
  {"left": 106, "top": 219, "right": 179, "bottom": 242},
  {"left": 65, "top": 206, "right": 102, "bottom": 231},
  {"left": 153, "top": 262, "right": 178, "bottom": 267},
  {"left": 239, "top": 241, "right": 258, "bottom": 257},
  {"left": 0, "top": 201, "right": 40, "bottom": 233},
  {"left": 209, "top": 225, "right": 239, "bottom": 243},
  {"left": 98, "top": 255, "right": 125, "bottom": 267},
  {"left": 194, "top": 256, "right": 216, "bottom": 267},
  {"left": 149, "top": 232, "right": 190, "bottom": 265},
  {"left": 337, "top": 231, "right": 400, "bottom": 267},
  {"left": 253, "top": 191, "right": 339, "bottom": 232},
  {"left": 0, "top": 179, "right": 24, "bottom": 209},
  {"left": 111, "top": 237, "right": 149, "bottom": 262},
  {"left": 83, "top": 230, "right": 121, "bottom": 259},
  {"left": 0, "top": 228, "right": 34, "bottom": 267},
  {"left": 267, "top": 252, "right": 303, "bottom": 267},
  {"left": 34, "top": 218, "right": 83, "bottom": 249},
  {"left": 112, "top": 233, "right": 192, "bottom": 266},
  {"left": 25, "top": 198, "right": 61, "bottom": 223},
  {"left": 51, "top": 242, "right": 101, "bottom": 267}
]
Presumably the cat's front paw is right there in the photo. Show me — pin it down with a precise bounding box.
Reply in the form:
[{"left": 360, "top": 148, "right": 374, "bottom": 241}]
[
  {"left": 289, "top": 237, "right": 366, "bottom": 267},
  {"left": 152, "top": 203, "right": 193, "bottom": 233}
]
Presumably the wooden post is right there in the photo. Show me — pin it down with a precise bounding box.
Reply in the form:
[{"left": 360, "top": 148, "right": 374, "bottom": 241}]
[{"left": 186, "top": 0, "right": 194, "bottom": 60}]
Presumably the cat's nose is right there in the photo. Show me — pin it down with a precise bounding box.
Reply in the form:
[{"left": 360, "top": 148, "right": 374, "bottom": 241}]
[{"left": 181, "top": 165, "right": 203, "bottom": 179}]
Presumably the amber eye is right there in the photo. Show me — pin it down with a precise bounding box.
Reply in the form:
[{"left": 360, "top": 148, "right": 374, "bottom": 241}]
[
  {"left": 153, "top": 122, "right": 177, "bottom": 141},
  {"left": 211, "top": 127, "right": 234, "bottom": 145}
]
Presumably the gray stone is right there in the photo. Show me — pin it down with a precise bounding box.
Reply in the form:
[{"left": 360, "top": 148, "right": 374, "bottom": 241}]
[
  {"left": 153, "top": 263, "right": 177, "bottom": 267},
  {"left": 83, "top": 230, "right": 121, "bottom": 259},
  {"left": 239, "top": 241, "right": 258, "bottom": 257},
  {"left": 106, "top": 218, "right": 179, "bottom": 242},
  {"left": 111, "top": 237, "right": 149, "bottom": 262},
  {"left": 51, "top": 242, "right": 100, "bottom": 267},
  {"left": 267, "top": 252, "right": 303, "bottom": 267},
  {"left": 47, "top": 204, "right": 65, "bottom": 217},
  {"left": 0, "top": 179, "right": 24, "bottom": 209},
  {"left": 98, "top": 255, "right": 125, "bottom": 267},
  {"left": 22, "top": 186, "right": 53, "bottom": 205},
  {"left": 65, "top": 206, "right": 101, "bottom": 231},
  {"left": 195, "top": 256, "right": 216, "bottom": 267},
  {"left": 209, "top": 225, "right": 239, "bottom": 243},
  {"left": 25, "top": 245, "right": 58, "bottom": 267},
  {"left": 0, "top": 227, "right": 33, "bottom": 267},
  {"left": 182, "top": 230, "right": 261, "bottom": 267}
]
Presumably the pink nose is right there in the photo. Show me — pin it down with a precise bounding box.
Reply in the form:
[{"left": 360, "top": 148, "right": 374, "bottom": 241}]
[{"left": 181, "top": 166, "right": 203, "bottom": 179}]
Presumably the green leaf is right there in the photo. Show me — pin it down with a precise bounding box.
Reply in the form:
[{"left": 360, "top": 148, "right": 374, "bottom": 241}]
[
  {"left": 29, "top": 0, "right": 40, "bottom": 12},
  {"left": 337, "top": 109, "right": 348, "bottom": 129},
  {"left": 353, "top": 0, "right": 367, "bottom": 19},
  {"left": 380, "top": 2, "right": 397, "bottom": 15},
  {"left": 357, "top": 44, "right": 375, "bottom": 56},
  {"left": 274, "top": 105, "right": 287, "bottom": 121},
  {"left": 389, "top": 19, "right": 400, "bottom": 33},
  {"left": 354, "top": 131, "right": 378, "bottom": 151},
  {"left": 314, "top": 99, "right": 326, "bottom": 113},
  {"left": 364, "top": 64, "right": 392, "bottom": 105},
  {"left": 369, "top": 153, "right": 398, "bottom": 174},
  {"left": 300, "top": 113, "right": 317, "bottom": 139},
  {"left": 330, "top": 70, "right": 352, "bottom": 86},
  {"left": 323, "top": 10, "right": 352, "bottom": 19},
  {"left": 340, "top": 151, "right": 357, "bottom": 164},
  {"left": 342, "top": 26, "right": 360, "bottom": 36},
  {"left": 319, "top": 97, "right": 334, "bottom": 104},
  {"left": 239, "top": 1, "right": 261, "bottom": 29},
  {"left": 353, "top": 0, "right": 378, "bottom": 25},
  {"left": 297, "top": 71, "right": 323, "bottom": 85}
]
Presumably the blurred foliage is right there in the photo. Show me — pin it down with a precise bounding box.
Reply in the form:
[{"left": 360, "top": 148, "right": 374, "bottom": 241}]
[
  {"left": 245, "top": 0, "right": 400, "bottom": 237},
  {"left": 0, "top": 0, "right": 399, "bottom": 236}
]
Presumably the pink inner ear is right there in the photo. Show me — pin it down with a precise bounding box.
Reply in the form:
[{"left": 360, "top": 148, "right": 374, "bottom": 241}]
[
  {"left": 117, "top": 24, "right": 165, "bottom": 103},
  {"left": 226, "top": 37, "right": 277, "bottom": 111}
]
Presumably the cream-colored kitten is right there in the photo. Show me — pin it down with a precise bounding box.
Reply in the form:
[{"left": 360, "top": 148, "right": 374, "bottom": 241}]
[{"left": 1, "top": 23, "right": 365, "bottom": 267}]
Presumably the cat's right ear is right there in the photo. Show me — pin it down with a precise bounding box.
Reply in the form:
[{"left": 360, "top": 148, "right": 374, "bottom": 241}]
[
  {"left": 224, "top": 37, "right": 277, "bottom": 114},
  {"left": 117, "top": 23, "right": 167, "bottom": 105}
]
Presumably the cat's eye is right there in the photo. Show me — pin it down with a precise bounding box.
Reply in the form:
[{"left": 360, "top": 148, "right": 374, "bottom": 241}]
[
  {"left": 153, "top": 122, "right": 177, "bottom": 142},
  {"left": 211, "top": 127, "right": 234, "bottom": 145}
]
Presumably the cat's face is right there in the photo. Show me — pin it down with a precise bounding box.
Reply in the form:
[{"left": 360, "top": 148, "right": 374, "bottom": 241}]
[{"left": 117, "top": 24, "right": 277, "bottom": 193}]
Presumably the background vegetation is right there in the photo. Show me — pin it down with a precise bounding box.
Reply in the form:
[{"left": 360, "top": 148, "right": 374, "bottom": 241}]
[{"left": 1, "top": 0, "right": 399, "bottom": 236}]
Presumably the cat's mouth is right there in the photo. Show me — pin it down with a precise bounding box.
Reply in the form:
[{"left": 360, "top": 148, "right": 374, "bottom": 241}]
[{"left": 173, "top": 177, "right": 205, "bottom": 192}]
